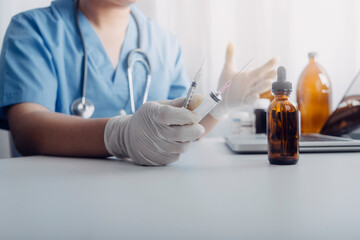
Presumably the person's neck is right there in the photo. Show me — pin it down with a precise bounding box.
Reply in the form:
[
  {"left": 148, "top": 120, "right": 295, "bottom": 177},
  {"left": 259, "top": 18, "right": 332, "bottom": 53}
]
[{"left": 79, "top": 0, "right": 131, "bottom": 30}]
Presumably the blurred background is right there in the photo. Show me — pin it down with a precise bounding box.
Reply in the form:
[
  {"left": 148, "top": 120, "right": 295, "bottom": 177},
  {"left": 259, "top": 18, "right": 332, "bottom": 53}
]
[{"left": 1, "top": 0, "right": 360, "bottom": 157}]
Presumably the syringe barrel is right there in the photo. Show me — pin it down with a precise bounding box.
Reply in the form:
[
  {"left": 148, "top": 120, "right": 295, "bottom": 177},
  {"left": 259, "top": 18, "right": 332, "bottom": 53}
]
[
  {"left": 182, "top": 81, "right": 197, "bottom": 108},
  {"left": 193, "top": 91, "right": 222, "bottom": 121}
]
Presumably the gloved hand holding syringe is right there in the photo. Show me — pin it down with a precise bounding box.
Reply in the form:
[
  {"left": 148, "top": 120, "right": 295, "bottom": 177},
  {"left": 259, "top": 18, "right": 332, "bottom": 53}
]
[{"left": 105, "top": 43, "right": 277, "bottom": 166}]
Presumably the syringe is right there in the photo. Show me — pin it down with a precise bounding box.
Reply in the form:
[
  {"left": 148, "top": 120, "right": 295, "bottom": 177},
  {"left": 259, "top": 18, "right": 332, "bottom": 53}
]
[
  {"left": 182, "top": 57, "right": 206, "bottom": 109},
  {"left": 193, "top": 80, "right": 232, "bottom": 120},
  {"left": 193, "top": 58, "right": 253, "bottom": 121}
]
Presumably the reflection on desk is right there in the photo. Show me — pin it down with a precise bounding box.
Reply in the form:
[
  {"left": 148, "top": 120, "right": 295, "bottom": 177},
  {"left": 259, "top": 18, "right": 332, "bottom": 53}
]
[{"left": 1, "top": 138, "right": 360, "bottom": 240}]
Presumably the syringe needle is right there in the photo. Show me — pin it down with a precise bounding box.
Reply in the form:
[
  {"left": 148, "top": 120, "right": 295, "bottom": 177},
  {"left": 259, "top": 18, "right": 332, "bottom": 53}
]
[
  {"left": 192, "top": 56, "right": 206, "bottom": 83},
  {"left": 230, "top": 58, "right": 254, "bottom": 82},
  {"left": 218, "top": 58, "right": 254, "bottom": 94},
  {"left": 182, "top": 57, "right": 206, "bottom": 109}
]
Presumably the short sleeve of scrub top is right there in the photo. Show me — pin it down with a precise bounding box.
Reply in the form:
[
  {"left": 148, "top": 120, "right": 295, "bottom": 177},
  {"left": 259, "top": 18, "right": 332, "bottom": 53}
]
[{"left": 0, "top": 0, "right": 190, "bottom": 129}]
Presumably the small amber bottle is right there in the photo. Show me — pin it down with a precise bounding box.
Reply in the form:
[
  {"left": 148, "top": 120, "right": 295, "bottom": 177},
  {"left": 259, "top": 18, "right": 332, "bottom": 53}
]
[
  {"left": 297, "top": 52, "right": 331, "bottom": 133},
  {"left": 268, "top": 66, "right": 299, "bottom": 165}
]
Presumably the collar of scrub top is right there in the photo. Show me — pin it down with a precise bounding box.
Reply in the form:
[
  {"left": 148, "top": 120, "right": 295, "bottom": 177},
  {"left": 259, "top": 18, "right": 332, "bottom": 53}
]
[{"left": 72, "top": 0, "right": 152, "bottom": 118}]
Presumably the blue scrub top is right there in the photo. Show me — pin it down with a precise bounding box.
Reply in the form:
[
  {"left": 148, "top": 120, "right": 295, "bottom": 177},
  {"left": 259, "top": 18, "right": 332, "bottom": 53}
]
[{"left": 0, "top": 0, "right": 190, "bottom": 129}]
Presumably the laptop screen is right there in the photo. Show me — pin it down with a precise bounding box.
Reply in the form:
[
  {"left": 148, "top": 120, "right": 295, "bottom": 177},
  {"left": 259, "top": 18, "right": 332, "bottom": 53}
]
[{"left": 320, "top": 71, "right": 360, "bottom": 136}]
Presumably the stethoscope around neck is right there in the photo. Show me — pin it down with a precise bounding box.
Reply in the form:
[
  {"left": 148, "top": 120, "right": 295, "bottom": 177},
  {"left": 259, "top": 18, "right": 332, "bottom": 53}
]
[{"left": 71, "top": 0, "right": 151, "bottom": 118}]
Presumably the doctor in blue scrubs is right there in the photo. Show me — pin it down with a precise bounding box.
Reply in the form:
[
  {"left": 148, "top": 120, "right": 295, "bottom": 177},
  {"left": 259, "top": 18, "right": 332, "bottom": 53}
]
[{"left": 0, "top": 0, "right": 278, "bottom": 166}]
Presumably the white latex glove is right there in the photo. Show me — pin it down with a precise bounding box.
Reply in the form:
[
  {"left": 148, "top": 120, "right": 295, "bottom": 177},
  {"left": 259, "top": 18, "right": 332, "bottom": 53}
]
[
  {"left": 104, "top": 96, "right": 205, "bottom": 166},
  {"left": 210, "top": 42, "right": 279, "bottom": 119}
]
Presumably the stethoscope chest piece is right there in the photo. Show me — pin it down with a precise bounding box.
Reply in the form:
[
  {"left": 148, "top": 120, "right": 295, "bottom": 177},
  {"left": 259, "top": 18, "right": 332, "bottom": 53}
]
[{"left": 71, "top": 98, "right": 95, "bottom": 119}]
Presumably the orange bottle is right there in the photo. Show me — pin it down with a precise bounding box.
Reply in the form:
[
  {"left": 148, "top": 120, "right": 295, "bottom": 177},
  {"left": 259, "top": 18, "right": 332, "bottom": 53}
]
[
  {"left": 260, "top": 90, "right": 274, "bottom": 102},
  {"left": 296, "top": 52, "right": 332, "bottom": 133}
]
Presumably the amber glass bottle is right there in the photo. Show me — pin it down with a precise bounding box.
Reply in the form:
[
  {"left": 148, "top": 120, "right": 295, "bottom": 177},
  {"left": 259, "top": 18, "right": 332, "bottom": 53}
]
[
  {"left": 297, "top": 52, "right": 331, "bottom": 133},
  {"left": 268, "top": 66, "right": 299, "bottom": 165}
]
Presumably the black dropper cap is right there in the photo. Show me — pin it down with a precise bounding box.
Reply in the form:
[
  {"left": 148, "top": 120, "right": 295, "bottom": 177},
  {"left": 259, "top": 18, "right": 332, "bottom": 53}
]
[{"left": 272, "top": 66, "right": 292, "bottom": 92}]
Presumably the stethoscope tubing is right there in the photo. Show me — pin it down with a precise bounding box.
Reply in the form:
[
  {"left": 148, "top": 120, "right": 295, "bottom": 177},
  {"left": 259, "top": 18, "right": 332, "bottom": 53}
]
[
  {"left": 127, "top": 49, "right": 152, "bottom": 114},
  {"left": 74, "top": 0, "right": 88, "bottom": 106}
]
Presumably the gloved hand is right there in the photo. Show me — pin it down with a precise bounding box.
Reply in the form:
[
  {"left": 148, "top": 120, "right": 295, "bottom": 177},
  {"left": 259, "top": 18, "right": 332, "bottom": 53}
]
[
  {"left": 104, "top": 95, "right": 205, "bottom": 166},
  {"left": 210, "top": 42, "right": 279, "bottom": 119}
]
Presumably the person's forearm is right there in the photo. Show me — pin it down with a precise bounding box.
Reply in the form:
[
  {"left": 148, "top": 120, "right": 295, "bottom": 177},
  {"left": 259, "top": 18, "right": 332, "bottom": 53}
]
[
  {"left": 184, "top": 95, "right": 219, "bottom": 138},
  {"left": 10, "top": 111, "right": 110, "bottom": 157},
  {"left": 199, "top": 113, "right": 219, "bottom": 138}
]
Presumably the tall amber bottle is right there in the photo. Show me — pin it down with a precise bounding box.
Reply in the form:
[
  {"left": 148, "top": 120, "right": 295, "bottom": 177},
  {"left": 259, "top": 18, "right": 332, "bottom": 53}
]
[
  {"left": 297, "top": 52, "right": 331, "bottom": 133},
  {"left": 260, "top": 89, "right": 275, "bottom": 102},
  {"left": 268, "top": 66, "right": 299, "bottom": 165}
]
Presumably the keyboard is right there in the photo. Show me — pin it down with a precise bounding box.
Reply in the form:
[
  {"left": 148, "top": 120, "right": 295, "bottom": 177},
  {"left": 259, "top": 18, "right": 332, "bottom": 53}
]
[{"left": 300, "top": 134, "right": 350, "bottom": 142}]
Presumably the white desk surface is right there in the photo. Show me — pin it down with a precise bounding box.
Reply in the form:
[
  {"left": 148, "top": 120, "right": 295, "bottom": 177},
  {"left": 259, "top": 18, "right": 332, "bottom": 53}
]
[{"left": 1, "top": 137, "right": 360, "bottom": 240}]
